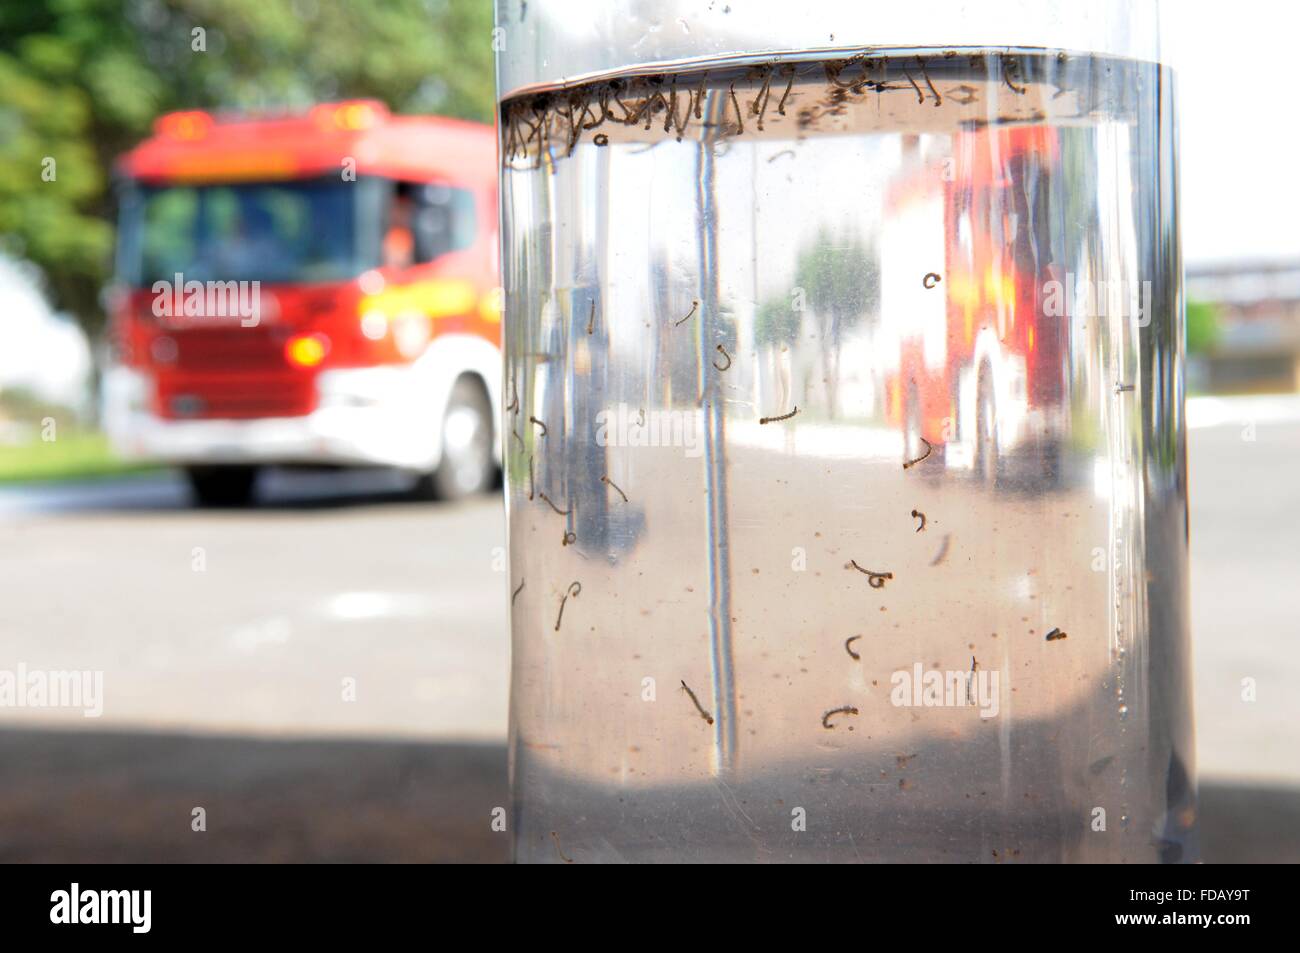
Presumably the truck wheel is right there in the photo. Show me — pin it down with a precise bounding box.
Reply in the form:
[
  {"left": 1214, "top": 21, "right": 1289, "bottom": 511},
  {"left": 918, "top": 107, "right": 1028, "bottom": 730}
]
[
  {"left": 415, "top": 375, "right": 495, "bottom": 501},
  {"left": 186, "top": 465, "right": 259, "bottom": 507}
]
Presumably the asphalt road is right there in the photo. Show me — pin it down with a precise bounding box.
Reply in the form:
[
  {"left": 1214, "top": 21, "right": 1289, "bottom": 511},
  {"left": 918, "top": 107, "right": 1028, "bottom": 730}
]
[
  {"left": 0, "top": 404, "right": 1296, "bottom": 861},
  {"left": 1188, "top": 408, "right": 1300, "bottom": 786},
  {"left": 0, "top": 468, "right": 509, "bottom": 741}
]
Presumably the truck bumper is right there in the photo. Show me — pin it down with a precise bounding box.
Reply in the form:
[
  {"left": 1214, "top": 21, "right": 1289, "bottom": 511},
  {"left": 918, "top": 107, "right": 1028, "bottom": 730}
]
[{"left": 103, "top": 365, "right": 442, "bottom": 471}]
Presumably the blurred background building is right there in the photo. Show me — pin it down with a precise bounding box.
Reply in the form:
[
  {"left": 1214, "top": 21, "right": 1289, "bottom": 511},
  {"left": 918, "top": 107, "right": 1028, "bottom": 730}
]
[{"left": 1187, "top": 260, "right": 1300, "bottom": 394}]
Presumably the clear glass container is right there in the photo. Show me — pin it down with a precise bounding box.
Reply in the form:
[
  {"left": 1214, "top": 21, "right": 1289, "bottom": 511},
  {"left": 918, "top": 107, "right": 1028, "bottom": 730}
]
[{"left": 496, "top": 0, "right": 1196, "bottom": 862}]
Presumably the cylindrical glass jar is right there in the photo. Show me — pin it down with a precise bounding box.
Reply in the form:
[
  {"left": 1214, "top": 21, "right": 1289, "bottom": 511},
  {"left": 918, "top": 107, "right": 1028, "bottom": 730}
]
[{"left": 496, "top": 0, "right": 1195, "bottom": 863}]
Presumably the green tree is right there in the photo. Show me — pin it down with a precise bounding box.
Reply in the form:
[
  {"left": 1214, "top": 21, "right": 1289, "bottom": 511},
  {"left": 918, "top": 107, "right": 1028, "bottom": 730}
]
[
  {"left": 793, "top": 225, "right": 877, "bottom": 417},
  {"left": 754, "top": 294, "right": 801, "bottom": 351},
  {"left": 1186, "top": 299, "right": 1220, "bottom": 355},
  {"left": 0, "top": 0, "right": 497, "bottom": 336}
]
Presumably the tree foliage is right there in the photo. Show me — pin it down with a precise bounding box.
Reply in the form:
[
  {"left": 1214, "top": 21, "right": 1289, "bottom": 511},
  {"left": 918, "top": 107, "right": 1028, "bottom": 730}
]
[
  {"left": 792, "top": 225, "right": 877, "bottom": 415},
  {"left": 754, "top": 294, "right": 800, "bottom": 350},
  {"left": 0, "top": 0, "right": 497, "bottom": 335},
  {"left": 1185, "top": 299, "right": 1220, "bottom": 355},
  {"left": 794, "top": 225, "right": 876, "bottom": 345}
]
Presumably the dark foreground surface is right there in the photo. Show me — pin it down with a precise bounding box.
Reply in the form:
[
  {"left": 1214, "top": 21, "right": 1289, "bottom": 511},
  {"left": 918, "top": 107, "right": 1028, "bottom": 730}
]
[
  {"left": 0, "top": 729, "right": 509, "bottom": 863},
  {"left": 1, "top": 728, "right": 1293, "bottom": 863}
]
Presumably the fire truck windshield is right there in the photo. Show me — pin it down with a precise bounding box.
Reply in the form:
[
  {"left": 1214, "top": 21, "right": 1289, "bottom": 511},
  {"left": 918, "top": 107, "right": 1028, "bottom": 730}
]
[{"left": 116, "top": 176, "right": 382, "bottom": 287}]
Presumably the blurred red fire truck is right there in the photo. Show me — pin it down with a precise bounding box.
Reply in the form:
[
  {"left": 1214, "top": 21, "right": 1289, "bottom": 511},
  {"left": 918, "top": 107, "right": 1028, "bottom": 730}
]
[
  {"left": 104, "top": 100, "right": 500, "bottom": 505},
  {"left": 882, "top": 125, "right": 1067, "bottom": 485}
]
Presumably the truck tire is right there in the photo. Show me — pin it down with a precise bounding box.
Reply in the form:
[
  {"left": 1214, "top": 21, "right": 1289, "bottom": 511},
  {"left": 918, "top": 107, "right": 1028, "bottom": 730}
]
[
  {"left": 415, "top": 375, "right": 495, "bottom": 501},
  {"left": 186, "top": 465, "right": 259, "bottom": 507}
]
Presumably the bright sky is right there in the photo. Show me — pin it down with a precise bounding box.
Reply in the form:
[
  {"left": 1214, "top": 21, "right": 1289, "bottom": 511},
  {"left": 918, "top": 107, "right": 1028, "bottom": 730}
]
[
  {"left": 521, "top": 0, "right": 1297, "bottom": 269},
  {"left": 1163, "top": 0, "right": 1300, "bottom": 265}
]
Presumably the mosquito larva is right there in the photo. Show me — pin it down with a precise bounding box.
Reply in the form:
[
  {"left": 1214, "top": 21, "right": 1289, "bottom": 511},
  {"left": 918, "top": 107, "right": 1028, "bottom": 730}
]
[
  {"left": 668, "top": 85, "right": 691, "bottom": 140},
  {"left": 593, "top": 87, "right": 612, "bottom": 125},
  {"left": 822, "top": 705, "right": 859, "bottom": 730},
  {"left": 918, "top": 57, "right": 942, "bottom": 106},
  {"left": 674, "top": 80, "right": 694, "bottom": 137},
  {"left": 713, "top": 344, "right": 732, "bottom": 372},
  {"left": 728, "top": 83, "right": 744, "bottom": 133},
  {"left": 529, "top": 415, "right": 548, "bottom": 437},
  {"left": 911, "top": 509, "right": 927, "bottom": 532},
  {"left": 849, "top": 560, "right": 893, "bottom": 589},
  {"left": 647, "top": 88, "right": 669, "bottom": 131},
  {"left": 554, "top": 581, "right": 581, "bottom": 632},
  {"left": 1045, "top": 627, "right": 1068, "bottom": 642},
  {"left": 601, "top": 475, "right": 628, "bottom": 503},
  {"left": 674, "top": 300, "right": 699, "bottom": 327},
  {"left": 751, "top": 68, "right": 774, "bottom": 131},
  {"left": 562, "top": 100, "right": 582, "bottom": 156},
  {"left": 593, "top": 132, "right": 609, "bottom": 146},
  {"left": 632, "top": 86, "right": 660, "bottom": 128},
  {"left": 550, "top": 830, "right": 574, "bottom": 863},
  {"left": 923, "top": 272, "right": 942, "bottom": 289},
  {"left": 776, "top": 66, "right": 796, "bottom": 115},
  {"left": 680, "top": 680, "right": 714, "bottom": 725},
  {"left": 504, "top": 113, "right": 520, "bottom": 161},
  {"left": 587, "top": 300, "right": 595, "bottom": 334},
  {"left": 619, "top": 93, "right": 640, "bottom": 127},
  {"left": 512, "top": 579, "right": 525, "bottom": 605},
  {"left": 844, "top": 636, "right": 861, "bottom": 661},
  {"left": 825, "top": 55, "right": 866, "bottom": 89},
  {"left": 580, "top": 94, "right": 603, "bottom": 130},
  {"left": 643, "top": 91, "right": 664, "bottom": 131},
  {"left": 527, "top": 454, "right": 535, "bottom": 500},
  {"left": 903, "top": 437, "right": 933, "bottom": 469},
  {"left": 613, "top": 89, "right": 635, "bottom": 124},
  {"left": 530, "top": 105, "right": 547, "bottom": 169},
  {"left": 538, "top": 491, "right": 570, "bottom": 516},
  {"left": 903, "top": 68, "right": 924, "bottom": 104},
  {"left": 759, "top": 406, "right": 799, "bottom": 424},
  {"left": 624, "top": 90, "right": 650, "bottom": 127},
  {"left": 664, "top": 79, "right": 678, "bottom": 134},
  {"left": 1002, "top": 55, "right": 1027, "bottom": 94}
]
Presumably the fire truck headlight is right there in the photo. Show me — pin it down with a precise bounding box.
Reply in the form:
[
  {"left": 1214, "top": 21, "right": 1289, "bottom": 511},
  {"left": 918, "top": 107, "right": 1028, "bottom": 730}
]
[{"left": 286, "top": 333, "right": 330, "bottom": 368}]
